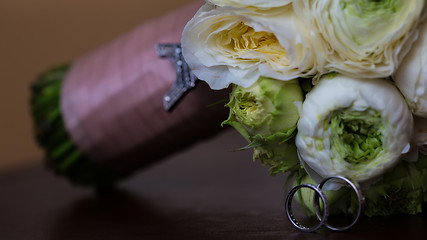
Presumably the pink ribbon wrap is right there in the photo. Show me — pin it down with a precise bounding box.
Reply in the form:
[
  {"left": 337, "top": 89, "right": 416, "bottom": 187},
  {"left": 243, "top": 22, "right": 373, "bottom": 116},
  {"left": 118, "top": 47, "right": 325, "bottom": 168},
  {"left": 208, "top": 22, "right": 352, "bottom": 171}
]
[{"left": 61, "top": 2, "right": 230, "bottom": 173}]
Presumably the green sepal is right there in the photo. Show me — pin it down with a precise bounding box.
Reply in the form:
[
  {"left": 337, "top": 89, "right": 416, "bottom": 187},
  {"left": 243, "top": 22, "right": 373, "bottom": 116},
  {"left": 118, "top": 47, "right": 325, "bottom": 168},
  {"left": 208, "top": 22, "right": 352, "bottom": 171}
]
[{"left": 223, "top": 77, "right": 303, "bottom": 175}]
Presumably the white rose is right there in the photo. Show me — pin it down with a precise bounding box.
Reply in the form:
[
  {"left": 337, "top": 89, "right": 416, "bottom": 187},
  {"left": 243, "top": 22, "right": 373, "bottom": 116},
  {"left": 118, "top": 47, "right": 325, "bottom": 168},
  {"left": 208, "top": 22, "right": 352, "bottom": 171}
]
[
  {"left": 394, "top": 20, "right": 427, "bottom": 117},
  {"left": 294, "top": 0, "right": 425, "bottom": 78},
  {"left": 296, "top": 74, "right": 413, "bottom": 183},
  {"left": 181, "top": 4, "right": 318, "bottom": 90}
]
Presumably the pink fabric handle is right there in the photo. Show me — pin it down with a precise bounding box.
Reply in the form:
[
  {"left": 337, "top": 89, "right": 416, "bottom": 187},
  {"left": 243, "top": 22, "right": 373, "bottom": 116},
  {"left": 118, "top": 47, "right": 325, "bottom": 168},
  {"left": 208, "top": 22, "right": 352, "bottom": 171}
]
[{"left": 61, "top": 1, "right": 230, "bottom": 173}]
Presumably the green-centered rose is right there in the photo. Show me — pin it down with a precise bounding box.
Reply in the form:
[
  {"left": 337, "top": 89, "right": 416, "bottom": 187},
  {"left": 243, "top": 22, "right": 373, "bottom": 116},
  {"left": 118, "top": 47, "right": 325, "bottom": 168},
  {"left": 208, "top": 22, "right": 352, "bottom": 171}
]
[
  {"left": 294, "top": 0, "right": 425, "bottom": 78},
  {"left": 223, "top": 76, "right": 303, "bottom": 174},
  {"left": 296, "top": 74, "right": 413, "bottom": 183}
]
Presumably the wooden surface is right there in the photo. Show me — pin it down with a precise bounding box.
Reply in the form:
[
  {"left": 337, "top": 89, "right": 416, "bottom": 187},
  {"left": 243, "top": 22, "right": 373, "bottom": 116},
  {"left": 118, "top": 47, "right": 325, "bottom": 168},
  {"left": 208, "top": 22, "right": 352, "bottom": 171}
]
[
  {"left": 1, "top": 129, "right": 427, "bottom": 240},
  {"left": 0, "top": 0, "right": 195, "bottom": 170},
  {"left": 2, "top": 1, "right": 427, "bottom": 238}
]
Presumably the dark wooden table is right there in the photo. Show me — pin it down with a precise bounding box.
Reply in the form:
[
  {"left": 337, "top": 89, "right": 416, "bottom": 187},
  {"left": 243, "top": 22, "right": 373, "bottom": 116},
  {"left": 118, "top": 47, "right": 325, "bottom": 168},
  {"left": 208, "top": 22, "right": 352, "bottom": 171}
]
[{"left": 1, "top": 129, "right": 426, "bottom": 239}]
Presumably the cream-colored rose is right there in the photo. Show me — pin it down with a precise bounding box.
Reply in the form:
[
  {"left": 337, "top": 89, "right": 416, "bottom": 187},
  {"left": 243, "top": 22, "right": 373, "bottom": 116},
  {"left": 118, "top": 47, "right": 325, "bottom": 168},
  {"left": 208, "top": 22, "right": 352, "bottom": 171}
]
[
  {"left": 394, "top": 20, "right": 427, "bottom": 117},
  {"left": 206, "top": 0, "right": 293, "bottom": 9},
  {"left": 294, "top": 0, "right": 425, "bottom": 78},
  {"left": 182, "top": 4, "right": 318, "bottom": 90}
]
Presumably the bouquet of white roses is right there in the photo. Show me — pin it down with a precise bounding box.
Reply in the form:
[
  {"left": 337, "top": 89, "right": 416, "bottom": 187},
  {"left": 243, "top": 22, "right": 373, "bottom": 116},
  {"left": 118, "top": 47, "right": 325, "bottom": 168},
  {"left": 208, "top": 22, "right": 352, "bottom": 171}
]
[{"left": 182, "top": 0, "right": 427, "bottom": 219}]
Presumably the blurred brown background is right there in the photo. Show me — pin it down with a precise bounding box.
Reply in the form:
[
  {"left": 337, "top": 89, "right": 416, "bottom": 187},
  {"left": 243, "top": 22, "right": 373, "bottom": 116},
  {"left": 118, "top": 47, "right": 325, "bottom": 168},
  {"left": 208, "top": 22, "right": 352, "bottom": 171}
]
[{"left": 0, "top": 0, "right": 196, "bottom": 171}]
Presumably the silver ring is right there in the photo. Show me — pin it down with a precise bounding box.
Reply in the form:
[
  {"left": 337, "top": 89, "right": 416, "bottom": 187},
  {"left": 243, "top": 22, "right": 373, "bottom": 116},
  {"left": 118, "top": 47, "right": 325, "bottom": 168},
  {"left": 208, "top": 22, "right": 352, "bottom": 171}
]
[
  {"left": 285, "top": 184, "right": 329, "bottom": 233},
  {"left": 314, "top": 176, "right": 365, "bottom": 231}
]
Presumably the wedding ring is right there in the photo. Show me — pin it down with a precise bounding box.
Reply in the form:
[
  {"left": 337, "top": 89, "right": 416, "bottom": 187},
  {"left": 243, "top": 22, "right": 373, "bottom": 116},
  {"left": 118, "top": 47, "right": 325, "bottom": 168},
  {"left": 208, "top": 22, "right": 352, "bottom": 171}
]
[
  {"left": 313, "top": 176, "right": 365, "bottom": 231},
  {"left": 285, "top": 184, "right": 329, "bottom": 233}
]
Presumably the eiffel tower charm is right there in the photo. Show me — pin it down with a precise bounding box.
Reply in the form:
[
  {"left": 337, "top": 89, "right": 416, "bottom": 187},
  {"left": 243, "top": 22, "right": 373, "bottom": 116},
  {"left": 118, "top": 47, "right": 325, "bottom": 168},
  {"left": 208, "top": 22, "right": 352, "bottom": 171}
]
[{"left": 156, "top": 43, "right": 198, "bottom": 111}]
